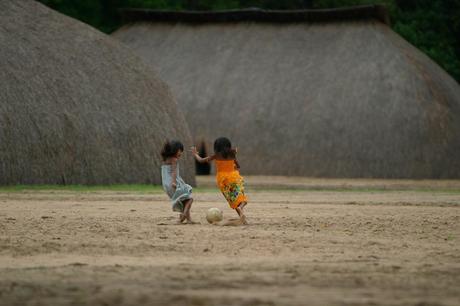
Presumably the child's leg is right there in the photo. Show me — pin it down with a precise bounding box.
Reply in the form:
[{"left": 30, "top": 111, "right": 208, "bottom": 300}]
[
  {"left": 179, "top": 213, "right": 186, "bottom": 223},
  {"left": 178, "top": 199, "right": 191, "bottom": 224},
  {"left": 220, "top": 204, "right": 247, "bottom": 226},
  {"left": 183, "top": 198, "right": 194, "bottom": 223},
  {"left": 235, "top": 202, "right": 248, "bottom": 225}
]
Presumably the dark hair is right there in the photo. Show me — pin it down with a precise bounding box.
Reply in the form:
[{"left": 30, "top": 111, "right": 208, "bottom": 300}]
[
  {"left": 213, "top": 137, "right": 235, "bottom": 159},
  {"left": 161, "top": 140, "right": 184, "bottom": 161}
]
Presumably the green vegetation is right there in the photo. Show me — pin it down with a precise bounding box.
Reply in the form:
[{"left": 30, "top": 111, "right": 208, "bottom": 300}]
[
  {"left": 0, "top": 184, "right": 225, "bottom": 193},
  {"left": 0, "top": 184, "right": 164, "bottom": 193},
  {"left": 1, "top": 184, "right": 459, "bottom": 194},
  {"left": 247, "top": 186, "right": 460, "bottom": 193},
  {"left": 37, "top": 0, "right": 460, "bottom": 82}
]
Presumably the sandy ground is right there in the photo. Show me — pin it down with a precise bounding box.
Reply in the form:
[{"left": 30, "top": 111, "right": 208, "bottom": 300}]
[{"left": 0, "top": 177, "right": 459, "bottom": 306}]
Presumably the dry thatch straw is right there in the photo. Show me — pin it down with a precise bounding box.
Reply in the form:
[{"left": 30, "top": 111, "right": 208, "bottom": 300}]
[
  {"left": 0, "top": 0, "right": 195, "bottom": 185},
  {"left": 113, "top": 6, "right": 460, "bottom": 178}
]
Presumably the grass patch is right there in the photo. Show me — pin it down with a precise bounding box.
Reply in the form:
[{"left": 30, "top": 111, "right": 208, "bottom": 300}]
[
  {"left": 0, "top": 184, "right": 164, "bottom": 193},
  {"left": 246, "top": 186, "right": 460, "bottom": 194},
  {"left": 1, "top": 185, "right": 459, "bottom": 194},
  {"left": 0, "top": 184, "right": 221, "bottom": 194}
]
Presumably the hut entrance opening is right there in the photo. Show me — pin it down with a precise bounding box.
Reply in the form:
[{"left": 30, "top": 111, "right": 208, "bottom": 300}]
[{"left": 195, "top": 141, "right": 211, "bottom": 175}]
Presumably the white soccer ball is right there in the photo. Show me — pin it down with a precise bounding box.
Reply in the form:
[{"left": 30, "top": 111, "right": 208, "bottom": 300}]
[{"left": 206, "top": 207, "right": 223, "bottom": 223}]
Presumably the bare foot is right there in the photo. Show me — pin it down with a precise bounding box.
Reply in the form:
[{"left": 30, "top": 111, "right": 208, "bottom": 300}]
[{"left": 178, "top": 213, "right": 186, "bottom": 224}]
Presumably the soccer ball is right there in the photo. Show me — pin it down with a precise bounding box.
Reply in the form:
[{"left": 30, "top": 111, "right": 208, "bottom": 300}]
[{"left": 206, "top": 207, "right": 223, "bottom": 223}]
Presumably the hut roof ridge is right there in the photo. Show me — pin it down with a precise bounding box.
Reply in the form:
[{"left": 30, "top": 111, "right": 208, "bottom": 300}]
[{"left": 120, "top": 4, "right": 390, "bottom": 25}]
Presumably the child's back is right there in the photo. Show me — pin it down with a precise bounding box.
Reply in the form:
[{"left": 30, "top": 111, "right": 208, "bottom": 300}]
[{"left": 215, "top": 159, "right": 238, "bottom": 173}]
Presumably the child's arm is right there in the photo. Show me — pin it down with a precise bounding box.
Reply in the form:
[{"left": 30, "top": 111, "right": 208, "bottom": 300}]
[
  {"left": 191, "top": 146, "right": 215, "bottom": 163},
  {"left": 171, "top": 158, "right": 177, "bottom": 189},
  {"left": 233, "top": 147, "right": 240, "bottom": 169}
]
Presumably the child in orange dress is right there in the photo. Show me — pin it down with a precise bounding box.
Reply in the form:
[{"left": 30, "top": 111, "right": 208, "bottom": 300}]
[{"left": 192, "top": 137, "right": 248, "bottom": 224}]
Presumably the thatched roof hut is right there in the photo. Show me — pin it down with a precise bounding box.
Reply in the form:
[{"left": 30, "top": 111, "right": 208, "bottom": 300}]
[
  {"left": 113, "top": 5, "right": 460, "bottom": 178},
  {"left": 0, "top": 0, "right": 195, "bottom": 185}
]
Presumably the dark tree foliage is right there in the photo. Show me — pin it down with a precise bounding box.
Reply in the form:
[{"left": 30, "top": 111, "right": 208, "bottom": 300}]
[
  {"left": 391, "top": 0, "right": 460, "bottom": 81},
  {"left": 38, "top": 0, "right": 460, "bottom": 82}
]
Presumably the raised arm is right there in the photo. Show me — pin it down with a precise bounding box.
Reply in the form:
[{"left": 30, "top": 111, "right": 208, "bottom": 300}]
[{"left": 191, "top": 146, "right": 215, "bottom": 163}]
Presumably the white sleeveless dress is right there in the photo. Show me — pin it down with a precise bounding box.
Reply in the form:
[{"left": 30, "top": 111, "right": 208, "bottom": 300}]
[{"left": 161, "top": 164, "right": 193, "bottom": 212}]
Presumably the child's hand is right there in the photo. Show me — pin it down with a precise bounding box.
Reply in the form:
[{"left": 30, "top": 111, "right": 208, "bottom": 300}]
[
  {"left": 190, "top": 146, "right": 198, "bottom": 155},
  {"left": 172, "top": 182, "right": 177, "bottom": 189}
]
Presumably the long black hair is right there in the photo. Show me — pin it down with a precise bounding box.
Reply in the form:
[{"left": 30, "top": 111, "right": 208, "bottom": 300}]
[
  {"left": 161, "top": 140, "right": 184, "bottom": 161},
  {"left": 213, "top": 137, "right": 236, "bottom": 159}
]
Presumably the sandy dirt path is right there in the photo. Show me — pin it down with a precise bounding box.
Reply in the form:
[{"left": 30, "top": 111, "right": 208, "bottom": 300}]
[{"left": 0, "top": 177, "right": 459, "bottom": 305}]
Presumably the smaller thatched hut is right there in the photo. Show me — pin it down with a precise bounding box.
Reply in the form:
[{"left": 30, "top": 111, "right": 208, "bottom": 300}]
[
  {"left": 113, "top": 5, "right": 460, "bottom": 178},
  {"left": 0, "top": 0, "right": 195, "bottom": 185}
]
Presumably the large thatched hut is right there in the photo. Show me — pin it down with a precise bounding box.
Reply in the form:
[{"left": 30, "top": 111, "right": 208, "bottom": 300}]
[
  {"left": 114, "top": 6, "right": 460, "bottom": 178},
  {"left": 0, "top": 0, "right": 195, "bottom": 185}
]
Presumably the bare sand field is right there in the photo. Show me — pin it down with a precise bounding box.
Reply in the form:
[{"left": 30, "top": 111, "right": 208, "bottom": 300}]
[{"left": 1, "top": 177, "right": 459, "bottom": 306}]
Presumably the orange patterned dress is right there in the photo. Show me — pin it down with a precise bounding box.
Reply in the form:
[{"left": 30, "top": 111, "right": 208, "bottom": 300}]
[{"left": 215, "top": 159, "right": 248, "bottom": 209}]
